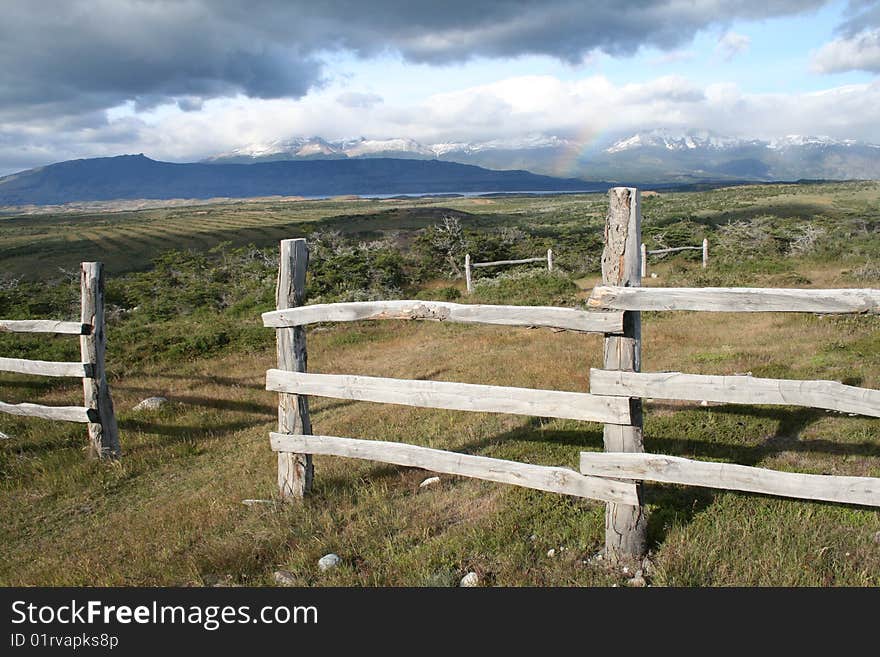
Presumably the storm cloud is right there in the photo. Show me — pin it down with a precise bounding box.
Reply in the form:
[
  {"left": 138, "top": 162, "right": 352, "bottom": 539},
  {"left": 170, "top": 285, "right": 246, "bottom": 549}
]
[{"left": 1, "top": 0, "right": 828, "bottom": 120}]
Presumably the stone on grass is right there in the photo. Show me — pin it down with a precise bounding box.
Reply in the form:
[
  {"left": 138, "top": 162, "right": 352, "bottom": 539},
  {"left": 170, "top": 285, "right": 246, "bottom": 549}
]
[
  {"left": 133, "top": 396, "right": 168, "bottom": 411},
  {"left": 419, "top": 476, "right": 441, "bottom": 489},
  {"left": 273, "top": 570, "right": 297, "bottom": 586},
  {"left": 546, "top": 548, "right": 556, "bottom": 558},
  {"left": 318, "top": 553, "right": 341, "bottom": 571},
  {"left": 459, "top": 572, "right": 479, "bottom": 587}
]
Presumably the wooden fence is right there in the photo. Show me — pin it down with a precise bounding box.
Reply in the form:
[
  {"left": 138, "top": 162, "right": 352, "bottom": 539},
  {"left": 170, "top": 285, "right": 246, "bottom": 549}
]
[
  {"left": 464, "top": 248, "right": 553, "bottom": 293},
  {"left": 0, "top": 262, "right": 119, "bottom": 458},
  {"left": 264, "top": 188, "right": 879, "bottom": 565},
  {"left": 640, "top": 238, "right": 707, "bottom": 276}
]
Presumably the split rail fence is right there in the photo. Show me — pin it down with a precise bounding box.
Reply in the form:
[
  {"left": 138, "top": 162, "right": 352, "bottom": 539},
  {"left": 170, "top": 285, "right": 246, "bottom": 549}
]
[
  {"left": 264, "top": 188, "right": 879, "bottom": 563},
  {"left": 0, "top": 262, "right": 119, "bottom": 458},
  {"left": 464, "top": 248, "right": 553, "bottom": 293}
]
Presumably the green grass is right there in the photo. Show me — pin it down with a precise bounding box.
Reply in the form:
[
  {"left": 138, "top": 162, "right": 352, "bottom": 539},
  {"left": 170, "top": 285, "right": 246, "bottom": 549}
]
[{"left": 0, "top": 181, "right": 878, "bottom": 586}]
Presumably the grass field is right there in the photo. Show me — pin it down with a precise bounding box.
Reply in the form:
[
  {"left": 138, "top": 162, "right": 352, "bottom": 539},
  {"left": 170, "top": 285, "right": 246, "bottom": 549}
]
[{"left": 0, "top": 181, "right": 878, "bottom": 586}]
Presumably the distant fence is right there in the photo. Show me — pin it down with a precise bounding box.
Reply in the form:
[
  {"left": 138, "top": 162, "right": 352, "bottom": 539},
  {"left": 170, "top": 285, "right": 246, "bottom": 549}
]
[
  {"left": 640, "top": 238, "right": 707, "bottom": 276},
  {"left": 0, "top": 262, "right": 119, "bottom": 458},
  {"left": 464, "top": 249, "right": 553, "bottom": 293},
  {"left": 264, "top": 188, "right": 879, "bottom": 565}
]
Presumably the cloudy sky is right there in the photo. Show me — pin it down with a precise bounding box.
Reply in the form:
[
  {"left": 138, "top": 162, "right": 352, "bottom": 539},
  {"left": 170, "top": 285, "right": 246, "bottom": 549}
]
[{"left": 1, "top": 0, "right": 879, "bottom": 175}]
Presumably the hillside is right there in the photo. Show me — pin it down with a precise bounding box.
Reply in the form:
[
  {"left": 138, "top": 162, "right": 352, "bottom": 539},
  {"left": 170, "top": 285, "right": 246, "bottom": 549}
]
[{"left": 0, "top": 154, "right": 603, "bottom": 206}]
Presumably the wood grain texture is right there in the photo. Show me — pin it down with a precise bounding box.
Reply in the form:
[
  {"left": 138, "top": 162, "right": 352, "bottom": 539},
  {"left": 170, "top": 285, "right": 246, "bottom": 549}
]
[
  {"left": 266, "top": 370, "right": 631, "bottom": 424},
  {"left": 579, "top": 452, "right": 880, "bottom": 508},
  {"left": 275, "top": 238, "right": 313, "bottom": 499},
  {"left": 0, "top": 320, "right": 89, "bottom": 335},
  {"left": 590, "top": 369, "right": 880, "bottom": 417},
  {"left": 271, "top": 433, "right": 639, "bottom": 504},
  {"left": 263, "top": 300, "right": 624, "bottom": 333},
  {"left": 600, "top": 186, "right": 647, "bottom": 562},
  {"left": 80, "top": 262, "right": 120, "bottom": 458},
  {"left": 588, "top": 285, "right": 880, "bottom": 313},
  {"left": 0, "top": 357, "right": 92, "bottom": 378},
  {"left": 0, "top": 400, "right": 94, "bottom": 423}
]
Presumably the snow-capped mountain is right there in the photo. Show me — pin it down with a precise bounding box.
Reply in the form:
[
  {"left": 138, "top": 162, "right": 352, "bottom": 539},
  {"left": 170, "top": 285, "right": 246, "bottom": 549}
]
[
  {"left": 205, "top": 135, "right": 572, "bottom": 163},
  {"left": 205, "top": 130, "right": 880, "bottom": 183},
  {"left": 605, "top": 130, "right": 762, "bottom": 154}
]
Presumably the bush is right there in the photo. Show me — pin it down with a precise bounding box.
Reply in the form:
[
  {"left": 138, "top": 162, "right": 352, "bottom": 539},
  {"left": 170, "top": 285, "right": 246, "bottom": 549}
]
[{"left": 470, "top": 268, "right": 579, "bottom": 306}]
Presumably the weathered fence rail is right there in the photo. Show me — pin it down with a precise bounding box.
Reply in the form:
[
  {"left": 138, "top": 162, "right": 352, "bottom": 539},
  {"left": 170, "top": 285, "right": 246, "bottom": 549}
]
[
  {"left": 640, "top": 239, "right": 707, "bottom": 276},
  {"left": 0, "top": 262, "right": 119, "bottom": 458},
  {"left": 588, "top": 285, "right": 880, "bottom": 313},
  {"left": 590, "top": 369, "right": 880, "bottom": 418},
  {"left": 265, "top": 186, "right": 879, "bottom": 567},
  {"left": 271, "top": 433, "right": 638, "bottom": 504},
  {"left": 579, "top": 453, "right": 880, "bottom": 507},
  {"left": 263, "top": 299, "right": 623, "bottom": 333},
  {"left": 266, "top": 369, "right": 631, "bottom": 424},
  {"left": 464, "top": 248, "right": 554, "bottom": 293}
]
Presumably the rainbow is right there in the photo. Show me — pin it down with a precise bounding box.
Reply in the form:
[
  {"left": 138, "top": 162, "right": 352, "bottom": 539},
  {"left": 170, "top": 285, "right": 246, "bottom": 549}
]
[{"left": 553, "top": 123, "right": 612, "bottom": 177}]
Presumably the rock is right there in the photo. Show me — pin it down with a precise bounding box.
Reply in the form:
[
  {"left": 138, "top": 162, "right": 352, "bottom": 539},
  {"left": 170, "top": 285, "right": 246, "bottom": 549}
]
[
  {"left": 419, "top": 476, "right": 441, "bottom": 489},
  {"left": 546, "top": 548, "right": 556, "bottom": 558},
  {"left": 318, "top": 553, "right": 341, "bottom": 571},
  {"left": 650, "top": 273, "right": 658, "bottom": 279},
  {"left": 133, "top": 396, "right": 168, "bottom": 411},
  {"left": 459, "top": 572, "right": 479, "bottom": 587},
  {"left": 273, "top": 570, "right": 297, "bottom": 586},
  {"left": 700, "top": 400, "right": 709, "bottom": 406},
  {"left": 625, "top": 575, "right": 647, "bottom": 587}
]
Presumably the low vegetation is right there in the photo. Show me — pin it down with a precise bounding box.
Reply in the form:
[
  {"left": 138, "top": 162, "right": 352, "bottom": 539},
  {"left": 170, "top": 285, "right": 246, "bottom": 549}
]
[{"left": 0, "top": 181, "right": 878, "bottom": 586}]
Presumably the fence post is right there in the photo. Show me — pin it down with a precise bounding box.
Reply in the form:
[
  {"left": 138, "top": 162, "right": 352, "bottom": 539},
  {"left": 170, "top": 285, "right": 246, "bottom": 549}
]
[
  {"left": 600, "top": 188, "right": 647, "bottom": 563},
  {"left": 640, "top": 243, "right": 647, "bottom": 278},
  {"left": 702, "top": 238, "right": 708, "bottom": 269},
  {"left": 80, "top": 262, "right": 120, "bottom": 458},
  {"left": 465, "top": 254, "right": 473, "bottom": 294},
  {"left": 547, "top": 248, "right": 554, "bottom": 272},
  {"left": 276, "top": 238, "right": 313, "bottom": 500}
]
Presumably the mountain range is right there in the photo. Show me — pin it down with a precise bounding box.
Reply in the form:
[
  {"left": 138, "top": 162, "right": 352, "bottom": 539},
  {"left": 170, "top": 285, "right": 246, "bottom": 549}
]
[
  {"left": 0, "top": 155, "right": 604, "bottom": 207},
  {"left": 205, "top": 130, "right": 880, "bottom": 182}
]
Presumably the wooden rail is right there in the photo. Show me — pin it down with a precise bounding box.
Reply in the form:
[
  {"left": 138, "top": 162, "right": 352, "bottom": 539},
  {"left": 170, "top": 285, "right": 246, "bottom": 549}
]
[
  {"left": 0, "top": 357, "right": 93, "bottom": 379},
  {"left": 0, "top": 400, "right": 95, "bottom": 423},
  {"left": 646, "top": 246, "right": 701, "bottom": 255},
  {"left": 263, "top": 300, "right": 623, "bottom": 333},
  {"left": 590, "top": 369, "right": 880, "bottom": 418},
  {"left": 641, "top": 239, "right": 708, "bottom": 276},
  {"left": 266, "top": 370, "right": 631, "bottom": 424},
  {"left": 271, "top": 433, "right": 639, "bottom": 504},
  {"left": 464, "top": 249, "right": 554, "bottom": 293},
  {"left": 588, "top": 285, "right": 880, "bottom": 313},
  {"left": 0, "top": 320, "right": 90, "bottom": 335},
  {"left": 472, "top": 257, "right": 547, "bottom": 268},
  {"left": 579, "top": 452, "right": 880, "bottom": 508}
]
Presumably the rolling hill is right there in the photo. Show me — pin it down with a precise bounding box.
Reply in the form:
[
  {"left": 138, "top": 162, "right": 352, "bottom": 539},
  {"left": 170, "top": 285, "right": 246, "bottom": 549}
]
[{"left": 0, "top": 154, "right": 605, "bottom": 206}]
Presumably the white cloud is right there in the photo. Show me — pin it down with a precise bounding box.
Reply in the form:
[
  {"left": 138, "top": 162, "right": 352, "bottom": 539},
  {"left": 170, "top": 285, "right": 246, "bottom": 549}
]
[
  {"left": 715, "top": 32, "right": 751, "bottom": 60},
  {"left": 812, "top": 28, "right": 880, "bottom": 73},
  {"left": 3, "top": 74, "right": 880, "bottom": 175}
]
